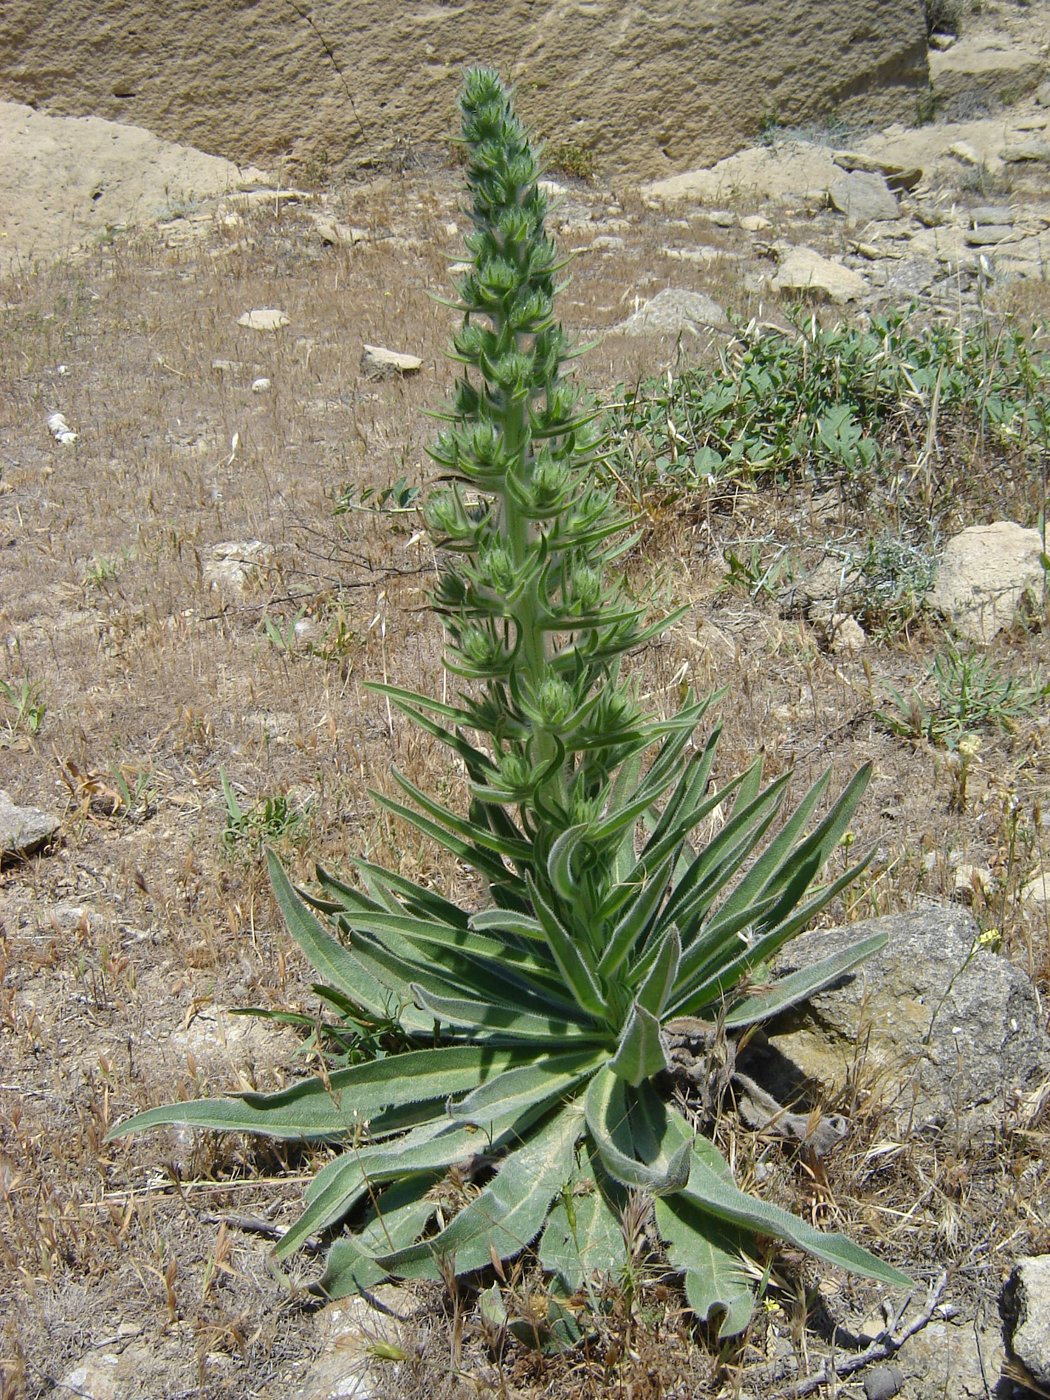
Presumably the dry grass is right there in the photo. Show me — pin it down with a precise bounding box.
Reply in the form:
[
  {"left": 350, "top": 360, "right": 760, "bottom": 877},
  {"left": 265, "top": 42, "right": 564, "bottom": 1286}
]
[{"left": 1, "top": 168, "right": 1048, "bottom": 1398}]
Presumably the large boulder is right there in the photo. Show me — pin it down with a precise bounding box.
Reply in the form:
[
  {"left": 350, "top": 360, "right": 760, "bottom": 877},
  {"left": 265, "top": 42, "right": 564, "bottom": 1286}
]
[
  {"left": 0, "top": 1, "right": 929, "bottom": 182},
  {"left": 763, "top": 904, "right": 1050, "bottom": 1144}
]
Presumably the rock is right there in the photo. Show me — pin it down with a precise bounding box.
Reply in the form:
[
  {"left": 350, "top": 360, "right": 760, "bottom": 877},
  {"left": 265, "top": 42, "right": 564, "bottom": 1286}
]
[
  {"left": 266, "top": 1289, "right": 409, "bottom": 1400},
  {"left": 47, "top": 411, "right": 78, "bottom": 444},
  {"left": 828, "top": 613, "right": 866, "bottom": 655},
  {"left": 615, "top": 288, "right": 727, "bottom": 336},
  {"left": 1003, "top": 138, "right": 1050, "bottom": 163},
  {"left": 969, "top": 205, "right": 1014, "bottom": 226},
  {"left": 795, "top": 554, "right": 861, "bottom": 620},
  {"left": 765, "top": 905, "right": 1050, "bottom": 1142},
  {"left": 0, "top": 790, "right": 61, "bottom": 860},
  {"left": 1021, "top": 871, "right": 1050, "bottom": 908},
  {"left": 1038, "top": 79, "right": 1050, "bottom": 107},
  {"left": 862, "top": 1364, "right": 905, "bottom": 1400},
  {"left": 1002, "top": 1256, "right": 1050, "bottom": 1388},
  {"left": 770, "top": 246, "right": 867, "bottom": 303},
  {"left": 739, "top": 213, "right": 772, "bottom": 232},
  {"left": 930, "top": 32, "right": 1046, "bottom": 109},
  {"left": 952, "top": 864, "right": 992, "bottom": 904},
  {"left": 832, "top": 150, "right": 923, "bottom": 191},
  {"left": 360, "top": 344, "right": 422, "bottom": 377},
  {"left": 251, "top": 377, "right": 271, "bottom": 392},
  {"left": 927, "top": 521, "right": 1046, "bottom": 643},
  {"left": 828, "top": 171, "right": 900, "bottom": 224},
  {"left": 0, "top": 5, "right": 929, "bottom": 188},
  {"left": 964, "top": 224, "right": 1018, "bottom": 246},
  {"left": 237, "top": 308, "right": 289, "bottom": 331},
  {"left": 202, "top": 540, "right": 275, "bottom": 593},
  {"left": 897, "top": 1319, "right": 1005, "bottom": 1399},
  {"left": 53, "top": 1339, "right": 154, "bottom": 1400},
  {"left": 306, "top": 213, "right": 364, "bottom": 247}
]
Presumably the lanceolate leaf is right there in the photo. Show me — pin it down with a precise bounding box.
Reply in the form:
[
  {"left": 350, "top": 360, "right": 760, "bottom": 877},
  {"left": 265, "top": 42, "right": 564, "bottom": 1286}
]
[
  {"left": 608, "top": 1002, "right": 669, "bottom": 1086},
  {"left": 372, "top": 1105, "right": 583, "bottom": 1278},
  {"left": 655, "top": 1194, "right": 756, "bottom": 1338},
  {"left": 682, "top": 1136, "right": 911, "bottom": 1288},
  {"left": 540, "top": 1156, "right": 628, "bottom": 1293},
  {"left": 449, "top": 1050, "right": 604, "bottom": 1126},
  {"left": 109, "top": 1044, "right": 526, "bottom": 1142},
  {"left": 723, "top": 930, "right": 887, "bottom": 1028},
  {"left": 585, "top": 1069, "right": 690, "bottom": 1193},
  {"left": 410, "top": 983, "right": 599, "bottom": 1041}
]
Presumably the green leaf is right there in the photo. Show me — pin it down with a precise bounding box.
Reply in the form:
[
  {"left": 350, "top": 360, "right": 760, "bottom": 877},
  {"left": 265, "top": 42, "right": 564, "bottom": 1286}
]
[
  {"left": 681, "top": 1136, "right": 911, "bottom": 1289},
  {"left": 540, "top": 1160, "right": 628, "bottom": 1294},
  {"left": 633, "top": 922, "right": 681, "bottom": 1016},
  {"left": 108, "top": 1044, "right": 524, "bottom": 1142},
  {"left": 608, "top": 1002, "right": 669, "bottom": 1086},
  {"left": 276, "top": 1118, "right": 485, "bottom": 1259},
  {"left": 585, "top": 1069, "right": 690, "bottom": 1192},
  {"left": 723, "top": 930, "right": 887, "bottom": 1028},
  {"left": 526, "top": 875, "right": 606, "bottom": 1016},
  {"left": 314, "top": 1177, "right": 437, "bottom": 1297},
  {"left": 267, "top": 852, "right": 414, "bottom": 1024},
  {"left": 655, "top": 1194, "right": 756, "bottom": 1338},
  {"left": 449, "top": 1050, "right": 604, "bottom": 1126},
  {"left": 373, "top": 1105, "right": 583, "bottom": 1277},
  {"left": 410, "top": 983, "right": 598, "bottom": 1042}
]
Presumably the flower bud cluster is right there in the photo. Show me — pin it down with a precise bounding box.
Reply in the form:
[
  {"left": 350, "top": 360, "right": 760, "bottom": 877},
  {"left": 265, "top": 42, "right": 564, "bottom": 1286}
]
[{"left": 423, "top": 68, "right": 664, "bottom": 831}]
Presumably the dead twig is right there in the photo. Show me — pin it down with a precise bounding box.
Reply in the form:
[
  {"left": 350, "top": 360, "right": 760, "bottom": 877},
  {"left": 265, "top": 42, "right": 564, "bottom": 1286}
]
[{"left": 764, "top": 1270, "right": 949, "bottom": 1398}]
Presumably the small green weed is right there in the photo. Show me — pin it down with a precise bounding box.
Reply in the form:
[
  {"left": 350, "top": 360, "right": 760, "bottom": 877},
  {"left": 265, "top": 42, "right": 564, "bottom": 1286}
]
[
  {"left": 220, "top": 769, "right": 308, "bottom": 850},
  {"left": 260, "top": 608, "right": 309, "bottom": 655},
  {"left": 604, "top": 309, "right": 1050, "bottom": 516},
  {"left": 547, "top": 140, "right": 596, "bottom": 181},
  {"left": 0, "top": 677, "right": 47, "bottom": 736},
  {"left": 83, "top": 553, "right": 125, "bottom": 587},
  {"left": 719, "top": 541, "right": 794, "bottom": 600},
  {"left": 878, "top": 646, "right": 1048, "bottom": 746},
  {"left": 852, "top": 534, "right": 937, "bottom": 636},
  {"left": 332, "top": 476, "right": 421, "bottom": 518}
]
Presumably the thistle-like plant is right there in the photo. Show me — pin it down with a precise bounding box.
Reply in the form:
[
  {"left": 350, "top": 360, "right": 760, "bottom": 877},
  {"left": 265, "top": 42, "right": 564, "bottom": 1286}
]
[{"left": 111, "top": 69, "right": 908, "bottom": 1334}]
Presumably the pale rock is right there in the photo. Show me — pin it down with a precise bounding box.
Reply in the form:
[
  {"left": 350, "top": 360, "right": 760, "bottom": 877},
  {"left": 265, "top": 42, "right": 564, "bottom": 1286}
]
[
  {"left": 828, "top": 613, "right": 866, "bottom": 654},
  {"left": 1021, "top": 871, "right": 1050, "bottom": 908},
  {"left": 615, "top": 288, "right": 727, "bottom": 336},
  {"left": 952, "top": 863, "right": 992, "bottom": 903},
  {"left": 202, "top": 540, "right": 275, "bottom": 593},
  {"left": 964, "top": 224, "right": 1018, "bottom": 246},
  {"left": 0, "top": 790, "right": 61, "bottom": 860},
  {"left": 360, "top": 345, "right": 422, "bottom": 377},
  {"left": 739, "top": 213, "right": 772, "bottom": 232},
  {"left": 307, "top": 213, "right": 364, "bottom": 247},
  {"left": 47, "top": 411, "right": 77, "bottom": 444},
  {"left": 927, "top": 521, "right": 1046, "bottom": 643},
  {"left": 930, "top": 32, "right": 1046, "bottom": 108},
  {"left": 970, "top": 205, "right": 1014, "bottom": 226},
  {"left": 1004, "top": 138, "right": 1050, "bottom": 163},
  {"left": 828, "top": 170, "right": 900, "bottom": 223},
  {"left": 268, "top": 1288, "right": 410, "bottom": 1400},
  {"left": 237, "top": 308, "right": 289, "bottom": 331},
  {"left": 764, "top": 905, "right": 1050, "bottom": 1142},
  {"left": 1002, "top": 1257, "right": 1050, "bottom": 1388},
  {"left": 770, "top": 245, "right": 867, "bottom": 303},
  {"left": 832, "top": 149, "right": 923, "bottom": 190},
  {"left": 662, "top": 246, "right": 729, "bottom": 264},
  {"left": 707, "top": 209, "right": 736, "bottom": 227},
  {"left": 251, "top": 377, "right": 271, "bottom": 392}
]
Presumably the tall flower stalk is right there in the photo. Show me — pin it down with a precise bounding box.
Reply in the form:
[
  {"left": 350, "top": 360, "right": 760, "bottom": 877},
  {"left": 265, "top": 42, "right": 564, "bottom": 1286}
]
[{"left": 111, "top": 69, "right": 908, "bottom": 1336}]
